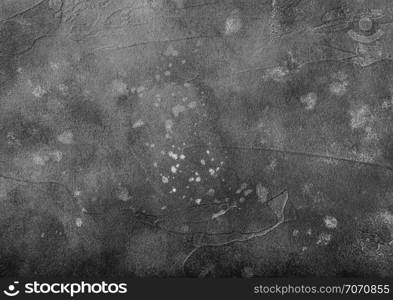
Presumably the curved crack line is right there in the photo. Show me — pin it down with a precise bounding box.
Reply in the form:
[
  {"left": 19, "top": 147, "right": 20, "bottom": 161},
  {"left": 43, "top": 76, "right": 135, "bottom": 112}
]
[
  {"left": 181, "top": 193, "right": 288, "bottom": 273},
  {"left": 94, "top": 34, "right": 222, "bottom": 51},
  {"left": 181, "top": 220, "right": 285, "bottom": 272},
  {"left": 0, "top": 173, "right": 79, "bottom": 207},
  {"left": 182, "top": 144, "right": 393, "bottom": 173},
  {"left": 318, "top": 41, "right": 357, "bottom": 56},
  {"left": 211, "top": 56, "right": 358, "bottom": 81},
  {"left": 0, "top": 0, "right": 47, "bottom": 23},
  {"left": 138, "top": 208, "right": 293, "bottom": 238},
  {"left": 132, "top": 188, "right": 287, "bottom": 228},
  {"left": 0, "top": 33, "right": 55, "bottom": 58}
]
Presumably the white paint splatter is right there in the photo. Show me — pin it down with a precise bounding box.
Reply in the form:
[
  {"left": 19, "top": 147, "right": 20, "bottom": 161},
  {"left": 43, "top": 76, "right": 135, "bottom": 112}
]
[
  {"left": 132, "top": 119, "right": 145, "bottom": 128},
  {"left": 316, "top": 232, "right": 332, "bottom": 245},
  {"left": 256, "top": 183, "right": 268, "bottom": 203},
  {"left": 172, "top": 104, "right": 187, "bottom": 117},
  {"left": 350, "top": 105, "right": 372, "bottom": 129},
  {"left": 50, "top": 150, "right": 63, "bottom": 162},
  {"left": 32, "top": 154, "right": 48, "bottom": 166},
  {"left": 168, "top": 151, "right": 178, "bottom": 160},
  {"left": 112, "top": 79, "right": 128, "bottom": 96},
  {"left": 75, "top": 218, "right": 83, "bottom": 227},
  {"left": 300, "top": 92, "right": 317, "bottom": 110},
  {"left": 264, "top": 66, "right": 289, "bottom": 82},
  {"left": 324, "top": 216, "right": 338, "bottom": 229},
  {"left": 329, "top": 81, "right": 348, "bottom": 96},
  {"left": 225, "top": 10, "right": 242, "bottom": 35},
  {"left": 57, "top": 131, "right": 74, "bottom": 144},
  {"left": 164, "top": 44, "right": 179, "bottom": 57},
  {"left": 32, "top": 85, "right": 47, "bottom": 98}
]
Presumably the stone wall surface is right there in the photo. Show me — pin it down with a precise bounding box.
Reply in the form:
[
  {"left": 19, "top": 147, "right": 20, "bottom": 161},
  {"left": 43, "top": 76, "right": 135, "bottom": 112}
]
[{"left": 1, "top": 0, "right": 393, "bottom": 277}]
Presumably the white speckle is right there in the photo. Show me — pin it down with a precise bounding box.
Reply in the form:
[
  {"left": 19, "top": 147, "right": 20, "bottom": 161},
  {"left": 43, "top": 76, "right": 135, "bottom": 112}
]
[
  {"left": 208, "top": 168, "right": 215, "bottom": 176},
  {"left": 32, "top": 85, "right": 47, "bottom": 98},
  {"left": 74, "top": 190, "right": 81, "bottom": 197},
  {"left": 162, "top": 176, "right": 169, "bottom": 184},
  {"left": 316, "top": 232, "right": 332, "bottom": 245},
  {"left": 350, "top": 105, "right": 372, "bottom": 129},
  {"left": 171, "top": 187, "right": 177, "bottom": 193},
  {"left": 243, "top": 189, "right": 253, "bottom": 196},
  {"left": 293, "top": 229, "right": 300, "bottom": 237},
  {"left": 212, "top": 209, "right": 226, "bottom": 219},
  {"left": 50, "top": 150, "right": 63, "bottom": 162},
  {"left": 267, "top": 159, "right": 278, "bottom": 172},
  {"left": 264, "top": 66, "right": 289, "bottom": 82},
  {"left": 112, "top": 79, "right": 128, "bottom": 96},
  {"left": 136, "top": 86, "right": 145, "bottom": 94},
  {"left": 165, "top": 120, "right": 174, "bottom": 136},
  {"left": 32, "top": 154, "right": 48, "bottom": 166},
  {"left": 329, "top": 81, "right": 348, "bottom": 96},
  {"left": 188, "top": 177, "right": 194, "bottom": 182},
  {"left": 300, "top": 92, "right": 317, "bottom": 110},
  {"left": 75, "top": 218, "right": 83, "bottom": 227},
  {"left": 200, "top": 159, "right": 206, "bottom": 165},
  {"left": 50, "top": 62, "right": 60, "bottom": 71},
  {"left": 188, "top": 101, "right": 197, "bottom": 109},
  {"left": 236, "top": 183, "right": 247, "bottom": 194},
  {"left": 171, "top": 166, "right": 177, "bottom": 174},
  {"left": 379, "top": 211, "right": 393, "bottom": 225},
  {"left": 225, "top": 10, "right": 242, "bottom": 35},
  {"left": 180, "top": 154, "right": 186, "bottom": 160},
  {"left": 195, "top": 177, "right": 201, "bottom": 182},
  {"left": 57, "top": 131, "right": 74, "bottom": 144},
  {"left": 118, "top": 189, "right": 131, "bottom": 202},
  {"left": 58, "top": 83, "right": 68, "bottom": 94},
  {"left": 168, "top": 151, "right": 178, "bottom": 160},
  {"left": 132, "top": 119, "right": 145, "bottom": 128},
  {"left": 256, "top": 183, "right": 268, "bottom": 203},
  {"left": 324, "top": 216, "right": 338, "bottom": 229},
  {"left": 164, "top": 44, "right": 179, "bottom": 57},
  {"left": 195, "top": 198, "right": 202, "bottom": 205},
  {"left": 172, "top": 104, "right": 187, "bottom": 117},
  {"left": 207, "top": 188, "right": 215, "bottom": 196}
]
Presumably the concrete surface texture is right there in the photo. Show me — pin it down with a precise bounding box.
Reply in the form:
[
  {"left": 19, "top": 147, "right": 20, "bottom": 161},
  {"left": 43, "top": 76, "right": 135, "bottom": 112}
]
[{"left": 1, "top": 0, "right": 393, "bottom": 277}]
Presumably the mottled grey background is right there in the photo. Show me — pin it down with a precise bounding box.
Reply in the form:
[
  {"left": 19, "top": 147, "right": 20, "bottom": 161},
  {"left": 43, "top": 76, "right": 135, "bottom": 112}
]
[{"left": 1, "top": 0, "right": 393, "bottom": 277}]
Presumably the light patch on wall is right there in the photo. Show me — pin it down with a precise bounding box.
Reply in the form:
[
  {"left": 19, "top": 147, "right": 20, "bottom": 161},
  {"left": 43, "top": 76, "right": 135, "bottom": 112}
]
[
  {"left": 225, "top": 10, "right": 242, "bottom": 35},
  {"left": 300, "top": 92, "right": 317, "bottom": 110},
  {"left": 349, "top": 105, "right": 373, "bottom": 129}
]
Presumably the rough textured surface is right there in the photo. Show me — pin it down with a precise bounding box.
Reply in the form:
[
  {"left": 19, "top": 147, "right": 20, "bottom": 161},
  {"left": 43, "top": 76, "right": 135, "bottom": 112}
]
[{"left": 1, "top": 0, "right": 393, "bottom": 278}]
